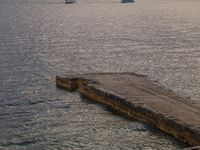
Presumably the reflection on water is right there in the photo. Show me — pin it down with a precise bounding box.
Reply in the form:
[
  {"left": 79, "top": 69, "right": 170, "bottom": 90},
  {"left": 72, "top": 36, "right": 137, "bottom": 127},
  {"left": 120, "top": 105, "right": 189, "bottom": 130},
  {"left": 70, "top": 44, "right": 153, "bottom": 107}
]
[{"left": 0, "top": 0, "right": 199, "bottom": 149}]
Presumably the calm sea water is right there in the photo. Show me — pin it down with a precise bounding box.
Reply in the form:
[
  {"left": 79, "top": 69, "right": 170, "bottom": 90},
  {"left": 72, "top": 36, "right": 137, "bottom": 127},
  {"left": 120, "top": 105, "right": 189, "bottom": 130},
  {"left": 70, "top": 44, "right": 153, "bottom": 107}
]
[{"left": 0, "top": 0, "right": 200, "bottom": 149}]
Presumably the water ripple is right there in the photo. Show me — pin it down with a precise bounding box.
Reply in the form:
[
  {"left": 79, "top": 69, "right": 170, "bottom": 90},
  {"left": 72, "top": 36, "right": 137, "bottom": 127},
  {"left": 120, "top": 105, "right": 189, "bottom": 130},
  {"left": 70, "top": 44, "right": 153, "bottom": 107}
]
[{"left": 1, "top": 0, "right": 199, "bottom": 149}]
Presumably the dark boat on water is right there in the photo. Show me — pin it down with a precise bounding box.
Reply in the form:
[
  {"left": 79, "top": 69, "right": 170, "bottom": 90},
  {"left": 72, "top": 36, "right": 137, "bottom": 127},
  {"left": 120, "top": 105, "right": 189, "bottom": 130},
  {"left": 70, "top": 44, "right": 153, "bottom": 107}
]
[
  {"left": 121, "top": 0, "right": 135, "bottom": 3},
  {"left": 65, "top": 0, "right": 76, "bottom": 4}
]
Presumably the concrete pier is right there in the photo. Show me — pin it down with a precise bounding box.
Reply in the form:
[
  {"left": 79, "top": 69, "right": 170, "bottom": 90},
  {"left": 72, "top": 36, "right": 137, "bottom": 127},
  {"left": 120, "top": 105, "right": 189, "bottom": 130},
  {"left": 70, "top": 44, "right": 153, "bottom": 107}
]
[{"left": 56, "top": 73, "right": 200, "bottom": 147}]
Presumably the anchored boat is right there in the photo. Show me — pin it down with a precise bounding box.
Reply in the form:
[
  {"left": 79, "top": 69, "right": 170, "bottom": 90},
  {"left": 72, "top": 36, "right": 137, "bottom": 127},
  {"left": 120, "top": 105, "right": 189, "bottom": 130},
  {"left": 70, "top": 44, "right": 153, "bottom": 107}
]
[
  {"left": 65, "top": 0, "right": 76, "bottom": 4},
  {"left": 121, "top": 0, "right": 135, "bottom": 3}
]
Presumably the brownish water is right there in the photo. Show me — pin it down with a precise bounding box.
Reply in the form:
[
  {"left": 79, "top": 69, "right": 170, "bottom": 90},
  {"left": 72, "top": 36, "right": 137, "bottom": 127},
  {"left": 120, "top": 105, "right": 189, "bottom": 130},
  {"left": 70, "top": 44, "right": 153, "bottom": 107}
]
[{"left": 0, "top": 0, "right": 199, "bottom": 149}]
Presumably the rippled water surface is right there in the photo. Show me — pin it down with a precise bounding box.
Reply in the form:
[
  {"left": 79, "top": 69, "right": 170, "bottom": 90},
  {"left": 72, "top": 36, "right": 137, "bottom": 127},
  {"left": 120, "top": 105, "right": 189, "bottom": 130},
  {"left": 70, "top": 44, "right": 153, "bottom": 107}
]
[{"left": 1, "top": 0, "right": 200, "bottom": 149}]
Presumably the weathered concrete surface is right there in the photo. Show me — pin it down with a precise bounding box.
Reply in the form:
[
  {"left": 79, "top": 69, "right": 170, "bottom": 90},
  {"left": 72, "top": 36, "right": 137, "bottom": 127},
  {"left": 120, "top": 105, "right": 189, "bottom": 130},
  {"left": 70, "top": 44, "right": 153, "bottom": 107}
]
[
  {"left": 56, "top": 73, "right": 200, "bottom": 147},
  {"left": 182, "top": 146, "right": 200, "bottom": 150}
]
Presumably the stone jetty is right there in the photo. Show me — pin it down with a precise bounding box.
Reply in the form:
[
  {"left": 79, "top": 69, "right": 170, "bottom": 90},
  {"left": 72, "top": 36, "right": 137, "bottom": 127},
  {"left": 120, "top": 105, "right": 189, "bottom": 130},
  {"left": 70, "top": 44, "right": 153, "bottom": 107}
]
[{"left": 56, "top": 73, "right": 200, "bottom": 147}]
